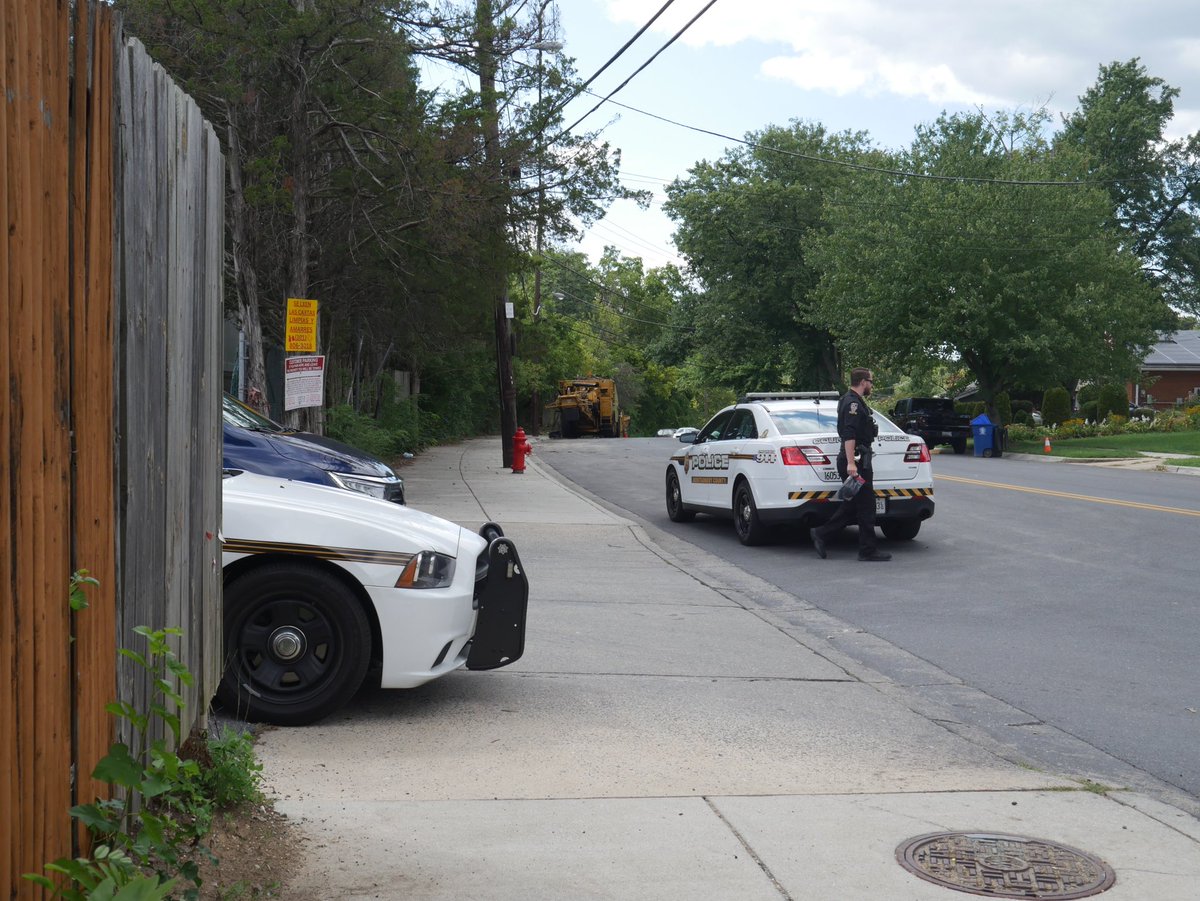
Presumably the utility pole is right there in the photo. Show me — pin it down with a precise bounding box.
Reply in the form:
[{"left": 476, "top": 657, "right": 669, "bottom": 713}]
[
  {"left": 531, "top": 4, "right": 562, "bottom": 435},
  {"left": 476, "top": 0, "right": 517, "bottom": 466}
]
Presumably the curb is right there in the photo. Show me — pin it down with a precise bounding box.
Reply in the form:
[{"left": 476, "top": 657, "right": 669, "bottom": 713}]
[{"left": 936, "top": 448, "right": 1200, "bottom": 476}]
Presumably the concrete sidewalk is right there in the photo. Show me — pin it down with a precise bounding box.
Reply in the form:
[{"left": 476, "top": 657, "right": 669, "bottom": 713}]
[{"left": 258, "top": 438, "right": 1200, "bottom": 900}]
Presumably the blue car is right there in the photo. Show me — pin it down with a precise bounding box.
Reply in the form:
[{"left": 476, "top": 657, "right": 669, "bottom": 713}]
[{"left": 222, "top": 394, "right": 405, "bottom": 504}]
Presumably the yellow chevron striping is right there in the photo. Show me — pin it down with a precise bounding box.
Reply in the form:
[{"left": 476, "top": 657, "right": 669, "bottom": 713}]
[{"left": 789, "top": 487, "right": 932, "bottom": 501}]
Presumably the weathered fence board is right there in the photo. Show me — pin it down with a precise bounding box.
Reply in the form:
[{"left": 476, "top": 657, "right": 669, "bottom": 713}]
[
  {"left": 3, "top": 4, "right": 225, "bottom": 893},
  {"left": 70, "top": 0, "right": 119, "bottom": 811},
  {"left": 2, "top": 0, "right": 75, "bottom": 887}
]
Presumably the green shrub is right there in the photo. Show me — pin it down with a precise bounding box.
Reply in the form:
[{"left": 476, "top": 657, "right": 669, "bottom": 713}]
[
  {"left": 30, "top": 626, "right": 204, "bottom": 897},
  {"left": 1097, "top": 384, "right": 1129, "bottom": 422},
  {"left": 1006, "top": 423, "right": 1041, "bottom": 442},
  {"left": 1098, "top": 414, "right": 1128, "bottom": 436},
  {"left": 1131, "top": 407, "right": 1155, "bottom": 420},
  {"left": 1042, "top": 387, "right": 1071, "bottom": 427},
  {"left": 1014, "top": 410, "right": 1031, "bottom": 426},
  {"left": 326, "top": 404, "right": 404, "bottom": 459},
  {"left": 1080, "top": 400, "right": 1100, "bottom": 423},
  {"left": 956, "top": 401, "right": 986, "bottom": 417},
  {"left": 198, "top": 728, "right": 264, "bottom": 809},
  {"left": 1125, "top": 416, "right": 1155, "bottom": 433},
  {"left": 1011, "top": 400, "right": 1034, "bottom": 416},
  {"left": 1077, "top": 383, "right": 1100, "bottom": 406},
  {"left": 994, "top": 391, "right": 1012, "bottom": 427},
  {"left": 1055, "top": 418, "right": 1098, "bottom": 439},
  {"left": 1152, "top": 410, "right": 1192, "bottom": 432}
]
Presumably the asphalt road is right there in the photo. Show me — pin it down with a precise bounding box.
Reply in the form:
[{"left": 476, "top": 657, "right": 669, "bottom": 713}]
[{"left": 533, "top": 436, "right": 1200, "bottom": 805}]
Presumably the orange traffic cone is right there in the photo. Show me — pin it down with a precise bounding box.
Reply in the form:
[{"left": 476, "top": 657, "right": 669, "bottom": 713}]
[{"left": 1043, "top": 436, "right": 1052, "bottom": 454}]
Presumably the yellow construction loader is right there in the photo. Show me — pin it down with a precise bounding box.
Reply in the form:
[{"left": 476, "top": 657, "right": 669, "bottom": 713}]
[{"left": 545, "top": 377, "right": 630, "bottom": 438}]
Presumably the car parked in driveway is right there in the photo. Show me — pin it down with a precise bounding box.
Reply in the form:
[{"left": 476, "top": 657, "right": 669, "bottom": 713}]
[
  {"left": 219, "top": 469, "right": 529, "bottom": 725},
  {"left": 666, "top": 392, "right": 935, "bottom": 545},
  {"left": 222, "top": 393, "right": 405, "bottom": 504}
]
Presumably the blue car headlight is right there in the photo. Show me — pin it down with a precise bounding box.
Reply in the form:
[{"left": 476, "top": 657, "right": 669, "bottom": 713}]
[{"left": 329, "top": 472, "right": 389, "bottom": 499}]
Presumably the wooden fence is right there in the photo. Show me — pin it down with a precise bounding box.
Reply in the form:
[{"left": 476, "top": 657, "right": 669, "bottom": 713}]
[{"left": 2, "top": 2, "right": 224, "bottom": 894}]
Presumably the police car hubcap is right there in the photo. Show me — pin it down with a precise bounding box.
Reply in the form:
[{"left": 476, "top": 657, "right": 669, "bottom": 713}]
[{"left": 270, "top": 627, "right": 307, "bottom": 661}]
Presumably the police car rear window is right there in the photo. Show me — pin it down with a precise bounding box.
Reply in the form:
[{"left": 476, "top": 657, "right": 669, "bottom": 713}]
[
  {"left": 770, "top": 408, "right": 906, "bottom": 435},
  {"left": 873, "top": 412, "right": 905, "bottom": 434},
  {"left": 769, "top": 410, "right": 838, "bottom": 435}
]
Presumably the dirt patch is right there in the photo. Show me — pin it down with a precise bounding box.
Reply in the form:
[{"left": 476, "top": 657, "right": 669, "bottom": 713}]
[{"left": 190, "top": 802, "right": 304, "bottom": 899}]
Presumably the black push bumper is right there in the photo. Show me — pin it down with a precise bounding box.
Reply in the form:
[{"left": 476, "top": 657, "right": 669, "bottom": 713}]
[{"left": 466, "top": 524, "right": 529, "bottom": 670}]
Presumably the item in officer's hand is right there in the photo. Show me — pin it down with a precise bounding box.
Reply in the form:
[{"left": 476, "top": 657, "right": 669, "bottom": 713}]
[{"left": 837, "top": 474, "right": 866, "bottom": 501}]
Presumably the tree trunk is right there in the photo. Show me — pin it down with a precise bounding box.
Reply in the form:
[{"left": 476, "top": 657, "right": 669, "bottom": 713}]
[
  {"left": 226, "top": 115, "right": 269, "bottom": 415},
  {"left": 284, "top": 41, "right": 324, "bottom": 434}
]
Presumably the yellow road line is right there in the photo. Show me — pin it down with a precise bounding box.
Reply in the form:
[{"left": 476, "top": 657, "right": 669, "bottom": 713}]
[{"left": 937, "top": 474, "right": 1200, "bottom": 518}]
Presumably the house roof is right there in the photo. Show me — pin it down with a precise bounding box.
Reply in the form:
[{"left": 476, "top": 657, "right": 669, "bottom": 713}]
[{"left": 1142, "top": 330, "right": 1200, "bottom": 370}]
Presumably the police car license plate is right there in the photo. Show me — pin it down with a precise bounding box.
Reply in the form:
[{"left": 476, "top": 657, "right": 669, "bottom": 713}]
[{"left": 875, "top": 497, "right": 886, "bottom": 515}]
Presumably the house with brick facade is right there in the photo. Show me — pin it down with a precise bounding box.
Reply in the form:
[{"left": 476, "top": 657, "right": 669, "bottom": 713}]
[{"left": 1131, "top": 330, "right": 1200, "bottom": 409}]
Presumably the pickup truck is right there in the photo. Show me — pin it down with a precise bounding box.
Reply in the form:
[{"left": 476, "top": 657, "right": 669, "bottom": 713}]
[{"left": 891, "top": 397, "right": 970, "bottom": 454}]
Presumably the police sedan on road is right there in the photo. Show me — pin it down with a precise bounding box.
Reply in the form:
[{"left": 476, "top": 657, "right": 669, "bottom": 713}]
[{"left": 665, "top": 392, "right": 934, "bottom": 546}]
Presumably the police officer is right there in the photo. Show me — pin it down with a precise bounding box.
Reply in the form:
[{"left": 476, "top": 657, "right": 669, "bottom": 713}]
[{"left": 811, "top": 368, "right": 891, "bottom": 561}]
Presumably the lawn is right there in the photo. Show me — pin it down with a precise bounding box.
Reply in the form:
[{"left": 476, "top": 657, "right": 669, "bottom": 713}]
[{"left": 1006, "top": 431, "right": 1200, "bottom": 459}]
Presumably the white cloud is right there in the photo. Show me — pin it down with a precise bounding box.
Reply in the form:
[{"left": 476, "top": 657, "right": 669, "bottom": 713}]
[{"left": 599, "top": 0, "right": 1200, "bottom": 121}]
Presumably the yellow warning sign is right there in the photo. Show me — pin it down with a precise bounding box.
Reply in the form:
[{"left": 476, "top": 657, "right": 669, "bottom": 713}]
[{"left": 286, "top": 298, "right": 319, "bottom": 352}]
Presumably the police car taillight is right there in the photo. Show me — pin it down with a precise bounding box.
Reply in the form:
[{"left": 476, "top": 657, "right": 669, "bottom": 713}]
[
  {"left": 905, "top": 443, "right": 931, "bottom": 463},
  {"left": 782, "top": 446, "right": 829, "bottom": 466}
]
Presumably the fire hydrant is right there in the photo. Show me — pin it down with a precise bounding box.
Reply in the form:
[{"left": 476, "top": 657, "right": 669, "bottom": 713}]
[{"left": 511, "top": 427, "right": 532, "bottom": 474}]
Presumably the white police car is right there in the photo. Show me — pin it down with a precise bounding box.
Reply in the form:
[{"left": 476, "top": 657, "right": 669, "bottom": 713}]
[
  {"left": 220, "top": 469, "right": 528, "bottom": 725},
  {"left": 665, "top": 392, "right": 934, "bottom": 546}
]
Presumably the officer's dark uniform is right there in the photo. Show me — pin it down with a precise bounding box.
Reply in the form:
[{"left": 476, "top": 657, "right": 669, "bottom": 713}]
[{"left": 813, "top": 388, "right": 880, "bottom": 556}]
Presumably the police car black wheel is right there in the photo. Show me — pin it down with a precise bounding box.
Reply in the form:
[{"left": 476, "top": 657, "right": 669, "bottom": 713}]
[
  {"left": 733, "top": 482, "right": 769, "bottom": 546},
  {"left": 217, "top": 562, "right": 372, "bottom": 726},
  {"left": 666, "top": 470, "right": 695, "bottom": 522},
  {"left": 881, "top": 519, "right": 921, "bottom": 541}
]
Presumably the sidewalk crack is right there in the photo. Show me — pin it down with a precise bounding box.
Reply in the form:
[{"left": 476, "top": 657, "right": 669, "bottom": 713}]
[{"left": 704, "top": 797, "right": 793, "bottom": 900}]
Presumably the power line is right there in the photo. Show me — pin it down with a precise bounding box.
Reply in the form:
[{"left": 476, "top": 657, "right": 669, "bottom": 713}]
[
  {"left": 552, "top": 287, "right": 695, "bottom": 332},
  {"left": 585, "top": 91, "right": 1103, "bottom": 189},
  {"left": 561, "top": 1, "right": 678, "bottom": 107},
  {"left": 550, "top": 316, "right": 659, "bottom": 357},
  {"left": 543, "top": 256, "right": 697, "bottom": 327},
  {"left": 591, "top": 219, "right": 676, "bottom": 259},
  {"left": 557, "top": 0, "right": 724, "bottom": 139}
]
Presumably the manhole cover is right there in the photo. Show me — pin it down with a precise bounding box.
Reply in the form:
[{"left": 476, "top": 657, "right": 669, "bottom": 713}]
[{"left": 896, "top": 832, "right": 1116, "bottom": 898}]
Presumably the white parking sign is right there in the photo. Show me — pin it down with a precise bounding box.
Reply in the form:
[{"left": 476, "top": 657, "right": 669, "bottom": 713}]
[{"left": 284, "top": 355, "right": 325, "bottom": 410}]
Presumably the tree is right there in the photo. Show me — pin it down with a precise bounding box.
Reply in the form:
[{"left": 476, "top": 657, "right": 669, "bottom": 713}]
[
  {"left": 513, "top": 247, "right": 701, "bottom": 434},
  {"left": 804, "top": 110, "right": 1168, "bottom": 417},
  {"left": 664, "top": 122, "right": 883, "bottom": 393},
  {"left": 1058, "top": 59, "right": 1200, "bottom": 315},
  {"left": 116, "top": 0, "right": 452, "bottom": 424},
  {"left": 1042, "top": 387, "right": 1072, "bottom": 428},
  {"left": 114, "top": 1, "right": 635, "bottom": 448}
]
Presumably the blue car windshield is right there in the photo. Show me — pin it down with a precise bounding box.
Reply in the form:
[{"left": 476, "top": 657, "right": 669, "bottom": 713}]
[{"left": 222, "top": 394, "right": 285, "bottom": 433}]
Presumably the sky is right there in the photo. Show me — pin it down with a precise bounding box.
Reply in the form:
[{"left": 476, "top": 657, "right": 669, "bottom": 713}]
[{"left": 543, "top": 0, "right": 1200, "bottom": 270}]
